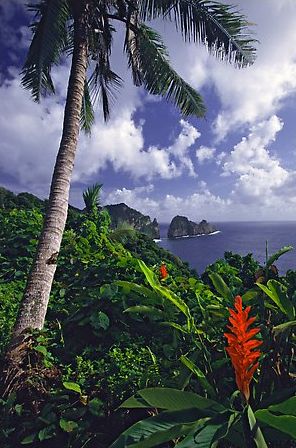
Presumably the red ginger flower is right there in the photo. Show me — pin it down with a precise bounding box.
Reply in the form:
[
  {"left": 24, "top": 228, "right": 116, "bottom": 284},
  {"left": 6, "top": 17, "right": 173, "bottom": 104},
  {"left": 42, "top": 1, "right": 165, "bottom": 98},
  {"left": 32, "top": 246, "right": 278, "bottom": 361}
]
[
  {"left": 159, "top": 263, "right": 168, "bottom": 280},
  {"left": 224, "top": 296, "right": 262, "bottom": 402}
]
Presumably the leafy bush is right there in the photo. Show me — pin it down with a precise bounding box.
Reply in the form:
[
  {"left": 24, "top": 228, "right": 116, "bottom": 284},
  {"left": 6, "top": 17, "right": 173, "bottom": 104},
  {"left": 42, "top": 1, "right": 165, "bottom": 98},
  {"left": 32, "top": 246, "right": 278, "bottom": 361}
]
[{"left": 0, "top": 204, "right": 295, "bottom": 447}]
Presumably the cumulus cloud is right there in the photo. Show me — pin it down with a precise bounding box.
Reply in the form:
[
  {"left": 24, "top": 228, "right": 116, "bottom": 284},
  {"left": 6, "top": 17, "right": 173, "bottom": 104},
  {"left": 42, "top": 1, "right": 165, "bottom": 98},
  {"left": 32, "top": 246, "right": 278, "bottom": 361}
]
[
  {"left": 103, "top": 182, "right": 231, "bottom": 222},
  {"left": 103, "top": 185, "right": 158, "bottom": 213},
  {"left": 0, "top": 66, "right": 202, "bottom": 196},
  {"left": 221, "top": 115, "right": 289, "bottom": 201},
  {"left": 74, "top": 118, "right": 201, "bottom": 181},
  {"left": 162, "top": 0, "right": 296, "bottom": 140},
  {"left": 211, "top": 0, "right": 296, "bottom": 140},
  {"left": 3, "top": 1, "right": 296, "bottom": 222},
  {"left": 0, "top": 76, "right": 64, "bottom": 197},
  {"left": 103, "top": 174, "right": 296, "bottom": 223},
  {"left": 196, "top": 146, "right": 216, "bottom": 164}
]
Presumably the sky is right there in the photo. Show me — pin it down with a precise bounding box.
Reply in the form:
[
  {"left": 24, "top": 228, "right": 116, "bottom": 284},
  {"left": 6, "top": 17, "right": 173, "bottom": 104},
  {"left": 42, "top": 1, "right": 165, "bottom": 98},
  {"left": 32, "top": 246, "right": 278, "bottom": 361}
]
[{"left": 1, "top": 0, "right": 296, "bottom": 223}]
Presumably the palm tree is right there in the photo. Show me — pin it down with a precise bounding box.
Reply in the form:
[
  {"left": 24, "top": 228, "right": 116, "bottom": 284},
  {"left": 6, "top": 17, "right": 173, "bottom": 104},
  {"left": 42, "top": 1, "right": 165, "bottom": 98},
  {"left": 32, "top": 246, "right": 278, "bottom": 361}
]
[
  {"left": 12, "top": 0, "right": 256, "bottom": 338},
  {"left": 83, "top": 183, "right": 103, "bottom": 215}
]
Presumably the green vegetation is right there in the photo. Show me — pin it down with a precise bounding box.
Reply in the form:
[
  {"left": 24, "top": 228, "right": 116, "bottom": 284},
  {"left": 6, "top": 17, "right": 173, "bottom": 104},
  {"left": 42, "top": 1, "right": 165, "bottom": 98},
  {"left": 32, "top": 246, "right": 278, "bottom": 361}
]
[
  {"left": 16, "top": 0, "right": 256, "bottom": 339},
  {"left": 0, "top": 195, "right": 295, "bottom": 447}
]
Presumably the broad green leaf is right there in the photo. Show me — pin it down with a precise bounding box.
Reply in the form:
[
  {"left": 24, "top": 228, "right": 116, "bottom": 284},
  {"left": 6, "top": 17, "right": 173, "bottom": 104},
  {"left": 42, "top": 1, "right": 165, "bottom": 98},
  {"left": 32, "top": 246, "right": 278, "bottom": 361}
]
[
  {"left": 116, "top": 280, "right": 160, "bottom": 303},
  {"left": 21, "top": 434, "right": 36, "bottom": 445},
  {"left": 255, "top": 410, "right": 296, "bottom": 440},
  {"left": 62, "top": 382, "right": 81, "bottom": 394},
  {"left": 247, "top": 405, "right": 268, "bottom": 448},
  {"left": 109, "top": 408, "right": 209, "bottom": 448},
  {"left": 156, "top": 286, "right": 191, "bottom": 319},
  {"left": 259, "top": 387, "right": 296, "bottom": 409},
  {"left": 124, "top": 305, "right": 164, "bottom": 317},
  {"left": 97, "top": 311, "right": 110, "bottom": 330},
  {"left": 138, "top": 260, "right": 191, "bottom": 319},
  {"left": 34, "top": 345, "right": 47, "bottom": 356},
  {"left": 194, "top": 422, "right": 225, "bottom": 448},
  {"left": 256, "top": 281, "right": 284, "bottom": 313},
  {"left": 176, "top": 411, "right": 236, "bottom": 448},
  {"left": 269, "top": 397, "right": 296, "bottom": 416},
  {"left": 256, "top": 280, "right": 294, "bottom": 319},
  {"left": 266, "top": 246, "right": 293, "bottom": 269},
  {"left": 120, "top": 388, "right": 224, "bottom": 413},
  {"left": 273, "top": 320, "right": 296, "bottom": 335},
  {"left": 180, "top": 356, "right": 216, "bottom": 399},
  {"left": 119, "top": 394, "right": 150, "bottom": 409},
  {"left": 242, "top": 289, "right": 258, "bottom": 303},
  {"left": 138, "top": 259, "right": 160, "bottom": 288},
  {"left": 59, "top": 418, "right": 79, "bottom": 433},
  {"left": 161, "top": 321, "right": 190, "bottom": 334},
  {"left": 209, "top": 273, "right": 232, "bottom": 301},
  {"left": 38, "top": 425, "right": 56, "bottom": 441}
]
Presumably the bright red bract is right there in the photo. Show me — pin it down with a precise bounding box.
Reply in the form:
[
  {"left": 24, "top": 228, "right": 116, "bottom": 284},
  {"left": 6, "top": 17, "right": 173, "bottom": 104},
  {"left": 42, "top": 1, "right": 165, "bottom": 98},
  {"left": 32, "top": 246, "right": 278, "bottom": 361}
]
[
  {"left": 224, "top": 295, "right": 262, "bottom": 402},
  {"left": 159, "top": 264, "right": 168, "bottom": 280}
]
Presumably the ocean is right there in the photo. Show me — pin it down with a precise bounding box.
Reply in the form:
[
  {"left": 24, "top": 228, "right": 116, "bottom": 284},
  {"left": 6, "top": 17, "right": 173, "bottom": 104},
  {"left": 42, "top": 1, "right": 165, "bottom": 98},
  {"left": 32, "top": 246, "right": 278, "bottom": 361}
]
[{"left": 156, "top": 222, "right": 296, "bottom": 275}]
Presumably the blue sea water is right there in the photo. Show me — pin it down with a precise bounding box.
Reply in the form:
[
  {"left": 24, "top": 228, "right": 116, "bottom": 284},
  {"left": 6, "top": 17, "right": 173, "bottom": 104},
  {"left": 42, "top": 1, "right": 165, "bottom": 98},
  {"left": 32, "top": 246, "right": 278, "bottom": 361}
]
[{"left": 156, "top": 222, "right": 296, "bottom": 275}]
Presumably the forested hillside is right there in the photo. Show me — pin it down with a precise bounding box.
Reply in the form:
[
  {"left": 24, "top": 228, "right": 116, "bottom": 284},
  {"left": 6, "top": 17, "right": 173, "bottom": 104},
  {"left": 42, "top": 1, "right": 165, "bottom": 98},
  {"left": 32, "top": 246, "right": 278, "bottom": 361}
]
[{"left": 0, "top": 193, "right": 295, "bottom": 447}]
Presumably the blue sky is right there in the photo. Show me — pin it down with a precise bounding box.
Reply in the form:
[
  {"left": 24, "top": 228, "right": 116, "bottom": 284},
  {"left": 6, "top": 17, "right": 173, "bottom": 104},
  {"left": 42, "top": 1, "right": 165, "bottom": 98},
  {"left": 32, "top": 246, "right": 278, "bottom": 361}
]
[{"left": 1, "top": 1, "right": 296, "bottom": 223}]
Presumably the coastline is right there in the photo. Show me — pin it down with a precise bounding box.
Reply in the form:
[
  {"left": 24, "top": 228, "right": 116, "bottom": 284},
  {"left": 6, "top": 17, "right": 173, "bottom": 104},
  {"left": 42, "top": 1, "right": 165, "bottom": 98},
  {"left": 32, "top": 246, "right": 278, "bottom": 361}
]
[{"left": 154, "top": 230, "right": 221, "bottom": 243}]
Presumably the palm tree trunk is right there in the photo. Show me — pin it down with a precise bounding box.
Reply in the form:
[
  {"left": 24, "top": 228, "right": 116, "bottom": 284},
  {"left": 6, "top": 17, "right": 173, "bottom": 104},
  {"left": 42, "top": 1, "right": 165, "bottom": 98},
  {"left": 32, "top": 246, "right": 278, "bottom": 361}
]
[{"left": 12, "top": 9, "right": 88, "bottom": 339}]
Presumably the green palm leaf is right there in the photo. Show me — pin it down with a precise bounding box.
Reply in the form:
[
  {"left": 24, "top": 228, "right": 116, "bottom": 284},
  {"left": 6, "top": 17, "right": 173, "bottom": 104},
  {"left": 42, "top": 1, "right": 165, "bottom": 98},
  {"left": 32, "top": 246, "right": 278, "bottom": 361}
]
[
  {"left": 80, "top": 80, "right": 95, "bottom": 134},
  {"left": 88, "top": 62, "right": 122, "bottom": 121},
  {"left": 21, "top": 0, "right": 70, "bottom": 101},
  {"left": 139, "top": 0, "right": 256, "bottom": 66},
  {"left": 83, "top": 183, "right": 103, "bottom": 213},
  {"left": 131, "top": 24, "right": 206, "bottom": 117}
]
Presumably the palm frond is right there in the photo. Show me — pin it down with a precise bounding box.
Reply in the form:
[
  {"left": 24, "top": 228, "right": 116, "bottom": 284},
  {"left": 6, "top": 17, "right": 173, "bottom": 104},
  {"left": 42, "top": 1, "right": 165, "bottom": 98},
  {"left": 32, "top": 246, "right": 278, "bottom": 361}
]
[
  {"left": 21, "top": 0, "right": 70, "bottom": 101},
  {"left": 88, "top": 61, "right": 122, "bottom": 121},
  {"left": 131, "top": 24, "right": 206, "bottom": 117},
  {"left": 123, "top": 2, "right": 142, "bottom": 86},
  {"left": 80, "top": 80, "right": 95, "bottom": 134},
  {"left": 139, "top": 0, "right": 256, "bottom": 66},
  {"left": 83, "top": 183, "right": 103, "bottom": 213}
]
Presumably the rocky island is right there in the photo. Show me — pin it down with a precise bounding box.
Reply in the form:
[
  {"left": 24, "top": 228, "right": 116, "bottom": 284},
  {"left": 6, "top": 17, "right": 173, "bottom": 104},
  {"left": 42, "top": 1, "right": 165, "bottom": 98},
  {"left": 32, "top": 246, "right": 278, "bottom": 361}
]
[{"left": 167, "top": 215, "right": 216, "bottom": 239}]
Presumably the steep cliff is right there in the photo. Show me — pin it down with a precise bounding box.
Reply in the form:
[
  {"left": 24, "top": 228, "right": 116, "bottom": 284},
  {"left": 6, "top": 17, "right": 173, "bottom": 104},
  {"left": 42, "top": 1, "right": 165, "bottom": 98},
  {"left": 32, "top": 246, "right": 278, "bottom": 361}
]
[
  {"left": 0, "top": 187, "right": 160, "bottom": 239},
  {"left": 104, "top": 203, "right": 160, "bottom": 239},
  {"left": 168, "top": 215, "right": 216, "bottom": 238}
]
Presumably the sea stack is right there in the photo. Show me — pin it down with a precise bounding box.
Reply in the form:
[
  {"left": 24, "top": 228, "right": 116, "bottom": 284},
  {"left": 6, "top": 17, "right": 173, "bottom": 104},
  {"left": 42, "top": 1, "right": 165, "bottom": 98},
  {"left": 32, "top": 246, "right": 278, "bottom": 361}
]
[{"left": 167, "top": 215, "right": 216, "bottom": 239}]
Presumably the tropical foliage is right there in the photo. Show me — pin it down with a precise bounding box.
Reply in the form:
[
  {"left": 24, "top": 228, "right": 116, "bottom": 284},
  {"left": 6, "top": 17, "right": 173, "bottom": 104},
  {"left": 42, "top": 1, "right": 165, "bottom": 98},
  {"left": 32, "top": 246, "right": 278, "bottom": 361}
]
[
  {"left": 13, "top": 0, "right": 257, "bottom": 339},
  {"left": 0, "top": 194, "right": 295, "bottom": 447}
]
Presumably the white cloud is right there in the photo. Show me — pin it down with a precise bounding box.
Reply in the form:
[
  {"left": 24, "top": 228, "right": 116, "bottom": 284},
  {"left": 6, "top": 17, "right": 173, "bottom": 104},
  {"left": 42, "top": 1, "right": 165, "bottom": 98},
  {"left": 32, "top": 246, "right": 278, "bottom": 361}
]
[
  {"left": 211, "top": 0, "right": 296, "bottom": 140},
  {"left": 74, "top": 118, "right": 201, "bottom": 182},
  {"left": 103, "top": 175, "right": 296, "bottom": 223},
  {"left": 196, "top": 146, "right": 216, "bottom": 164},
  {"left": 0, "top": 66, "right": 202, "bottom": 196},
  {"left": 103, "top": 185, "right": 158, "bottom": 212},
  {"left": 103, "top": 183, "right": 231, "bottom": 222},
  {"left": 161, "top": 0, "right": 296, "bottom": 140},
  {"left": 222, "top": 115, "right": 289, "bottom": 201}
]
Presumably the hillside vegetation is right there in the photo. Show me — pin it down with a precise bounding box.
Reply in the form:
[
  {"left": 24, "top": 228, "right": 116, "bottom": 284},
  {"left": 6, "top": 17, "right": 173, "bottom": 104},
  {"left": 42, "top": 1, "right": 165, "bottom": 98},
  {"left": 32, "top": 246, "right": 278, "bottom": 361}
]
[{"left": 0, "top": 191, "right": 295, "bottom": 447}]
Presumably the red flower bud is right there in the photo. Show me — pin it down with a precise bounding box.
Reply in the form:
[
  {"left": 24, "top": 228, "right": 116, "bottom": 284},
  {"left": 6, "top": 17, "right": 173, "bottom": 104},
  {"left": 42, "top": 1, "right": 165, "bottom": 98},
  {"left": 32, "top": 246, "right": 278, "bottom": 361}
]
[{"left": 160, "top": 263, "right": 168, "bottom": 280}]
